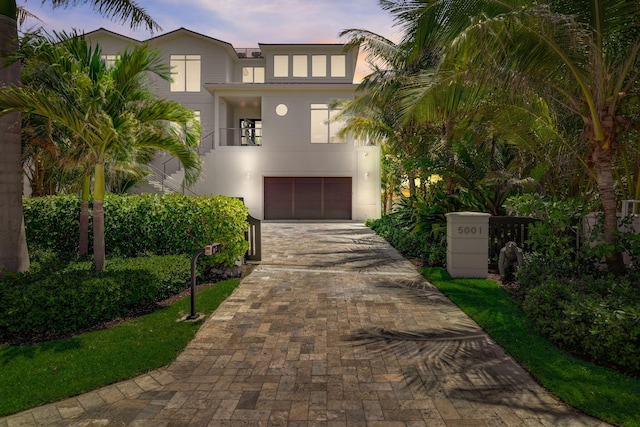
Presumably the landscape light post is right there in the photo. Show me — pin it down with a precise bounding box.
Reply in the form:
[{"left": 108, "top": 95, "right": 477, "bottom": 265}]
[{"left": 188, "top": 243, "right": 221, "bottom": 320}]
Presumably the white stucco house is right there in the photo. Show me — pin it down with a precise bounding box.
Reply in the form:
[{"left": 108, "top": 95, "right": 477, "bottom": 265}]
[{"left": 85, "top": 28, "right": 381, "bottom": 221}]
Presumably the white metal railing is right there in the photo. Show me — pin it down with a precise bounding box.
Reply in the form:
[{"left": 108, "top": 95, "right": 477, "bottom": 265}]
[
  {"left": 161, "top": 131, "right": 216, "bottom": 177},
  {"left": 147, "top": 163, "right": 196, "bottom": 195},
  {"left": 219, "top": 127, "right": 263, "bottom": 146}
]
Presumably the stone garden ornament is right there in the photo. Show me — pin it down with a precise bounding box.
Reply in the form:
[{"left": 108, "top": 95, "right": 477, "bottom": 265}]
[{"left": 498, "top": 241, "right": 524, "bottom": 281}]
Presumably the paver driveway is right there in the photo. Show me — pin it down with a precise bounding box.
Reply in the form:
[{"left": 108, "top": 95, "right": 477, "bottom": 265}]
[{"left": 1, "top": 222, "right": 610, "bottom": 426}]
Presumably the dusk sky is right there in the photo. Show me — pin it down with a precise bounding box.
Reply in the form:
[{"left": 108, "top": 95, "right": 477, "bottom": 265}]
[{"left": 19, "top": 0, "right": 403, "bottom": 81}]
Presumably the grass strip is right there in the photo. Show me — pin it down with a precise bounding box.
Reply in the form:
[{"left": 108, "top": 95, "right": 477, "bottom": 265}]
[
  {"left": 0, "top": 279, "right": 239, "bottom": 417},
  {"left": 422, "top": 267, "right": 640, "bottom": 427}
]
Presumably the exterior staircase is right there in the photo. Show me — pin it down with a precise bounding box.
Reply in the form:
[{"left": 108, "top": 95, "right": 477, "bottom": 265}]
[
  {"left": 135, "top": 131, "right": 216, "bottom": 195},
  {"left": 144, "top": 163, "right": 196, "bottom": 195}
]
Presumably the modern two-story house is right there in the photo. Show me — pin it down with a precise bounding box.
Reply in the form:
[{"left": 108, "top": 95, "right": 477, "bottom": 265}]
[{"left": 85, "top": 28, "right": 381, "bottom": 221}]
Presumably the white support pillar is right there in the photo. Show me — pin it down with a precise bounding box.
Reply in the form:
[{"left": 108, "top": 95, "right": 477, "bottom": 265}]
[{"left": 446, "top": 212, "right": 491, "bottom": 278}]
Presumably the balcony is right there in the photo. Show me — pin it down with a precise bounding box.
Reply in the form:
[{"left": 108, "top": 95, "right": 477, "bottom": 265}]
[{"left": 219, "top": 125, "right": 262, "bottom": 147}]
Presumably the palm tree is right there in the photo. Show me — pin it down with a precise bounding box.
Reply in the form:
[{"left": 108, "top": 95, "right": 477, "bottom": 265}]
[
  {"left": 336, "top": 28, "right": 442, "bottom": 208},
  {"left": 0, "top": 32, "right": 201, "bottom": 271},
  {"left": 386, "top": 0, "right": 640, "bottom": 272},
  {"left": 0, "top": 0, "right": 159, "bottom": 273}
]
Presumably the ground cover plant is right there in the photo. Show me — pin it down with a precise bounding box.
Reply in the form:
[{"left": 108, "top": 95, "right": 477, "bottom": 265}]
[
  {"left": 422, "top": 267, "right": 640, "bottom": 427},
  {"left": 0, "top": 279, "right": 239, "bottom": 417},
  {"left": 365, "top": 201, "right": 446, "bottom": 267}
]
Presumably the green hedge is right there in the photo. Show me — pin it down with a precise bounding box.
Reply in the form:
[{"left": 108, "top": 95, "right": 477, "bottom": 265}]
[
  {"left": 0, "top": 255, "right": 192, "bottom": 343},
  {"left": 23, "top": 194, "right": 249, "bottom": 266},
  {"left": 522, "top": 278, "right": 640, "bottom": 376},
  {"left": 23, "top": 195, "right": 82, "bottom": 257}
]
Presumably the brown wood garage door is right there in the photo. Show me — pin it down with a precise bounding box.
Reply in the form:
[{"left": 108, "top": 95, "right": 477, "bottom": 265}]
[{"left": 264, "top": 177, "right": 352, "bottom": 220}]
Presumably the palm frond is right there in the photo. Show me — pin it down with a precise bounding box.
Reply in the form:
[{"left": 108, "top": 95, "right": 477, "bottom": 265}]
[{"left": 48, "top": 0, "right": 161, "bottom": 33}]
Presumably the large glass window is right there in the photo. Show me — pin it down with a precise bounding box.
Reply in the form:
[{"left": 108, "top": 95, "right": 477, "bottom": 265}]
[
  {"left": 242, "top": 67, "right": 265, "bottom": 83},
  {"left": 310, "top": 104, "right": 344, "bottom": 144},
  {"left": 273, "top": 55, "right": 289, "bottom": 77},
  {"left": 240, "top": 118, "right": 262, "bottom": 145},
  {"left": 330, "top": 55, "right": 346, "bottom": 78},
  {"left": 293, "top": 55, "right": 308, "bottom": 77},
  {"left": 311, "top": 55, "right": 326, "bottom": 77},
  {"left": 170, "top": 55, "right": 201, "bottom": 92}
]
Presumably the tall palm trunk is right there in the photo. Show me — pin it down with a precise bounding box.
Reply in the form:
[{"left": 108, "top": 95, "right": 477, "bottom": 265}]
[
  {"left": 0, "top": 8, "right": 30, "bottom": 274},
  {"left": 591, "top": 140, "right": 625, "bottom": 273},
  {"left": 79, "top": 170, "right": 91, "bottom": 256},
  {"left": 93, "top": 162, "right": 105, "bottom": 271}
]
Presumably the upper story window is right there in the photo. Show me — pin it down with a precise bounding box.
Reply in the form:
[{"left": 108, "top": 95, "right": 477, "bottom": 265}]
[
  {"left": 101, "top": 54, "right": 119, "bottom": 68},
  {"left": 243, "top": 67, "right": 265, "bottom": 83},
  {"left": 293, "top": 55, "right": 308, "bottom": 77},
  {"left": 331, "top": 55, "right": 346, "bottom": 78},
  {"left": 272, "top": 53, "right": 348, "bottom": 79},
  {"left": 312, "top": 55, "right": 326, "bottom": 77},
  {"left": 273, "top": 55, "right": 289, "bottom": 77},
  {"left": 310, "top": 103, "right": 344, "bottom": 144},
  {"left": 170, "top": 54, "right": 201, "bottom": 92}
]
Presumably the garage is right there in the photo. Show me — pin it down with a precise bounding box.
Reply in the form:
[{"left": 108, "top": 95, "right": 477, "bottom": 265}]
[{"left": 264, "top": 177, "right": 352, "bottom": 220}]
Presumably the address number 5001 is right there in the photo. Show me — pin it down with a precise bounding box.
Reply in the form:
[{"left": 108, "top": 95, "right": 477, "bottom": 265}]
[{"left": 457, "top": 226, "right": 482, "bottom": 235}]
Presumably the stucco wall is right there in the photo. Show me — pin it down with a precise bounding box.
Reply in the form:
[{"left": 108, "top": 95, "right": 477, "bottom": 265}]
[{"left": 85, "top": 29, "right": 382, "bottom": 221}]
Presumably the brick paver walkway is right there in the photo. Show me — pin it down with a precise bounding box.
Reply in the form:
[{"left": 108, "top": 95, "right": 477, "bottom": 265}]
[{"left": 1, "top": 222, "right": 610, "bottom": 426}]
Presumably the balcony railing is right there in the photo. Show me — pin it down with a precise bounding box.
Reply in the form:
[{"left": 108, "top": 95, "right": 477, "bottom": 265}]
[
  {"left": 235, "top": 48, "right": 263, "bottom": 59},
  {"left": 219, "top": 127, "right": 262, "bottom": 147}
]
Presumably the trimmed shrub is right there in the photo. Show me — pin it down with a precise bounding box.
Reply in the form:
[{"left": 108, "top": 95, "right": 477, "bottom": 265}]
[
  {"left": 0, "top": 254, "right": 192, "bottom": 343},
  {"left": 23, "top": 195, "right": 82, "bottom": 257},
  {"left": 23, "top": 194, "right": 249, "bottom": 266},
  {"left": 103, "top": 193, "right": 249, "bottom": 266},
  {"left": 518, "top": 255, "right": 640, "bottom": 375}
]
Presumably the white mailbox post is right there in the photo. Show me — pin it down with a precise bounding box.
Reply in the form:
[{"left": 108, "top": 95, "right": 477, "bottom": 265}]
[{"left": 446, "top": 212, "right": 491, "bottom": 278}]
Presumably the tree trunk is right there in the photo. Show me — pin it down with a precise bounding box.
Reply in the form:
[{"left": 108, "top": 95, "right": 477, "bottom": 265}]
[
  {"left": 79, "top": 171, "right": 91, "bottom": 256},
  {"left": 0, "top": 9, "right": 30, "bottom": 274},
  {"left": 592, "top": 141, "right": 625, "bottom": 273},
  {"left": 408, "top": 172, "right": 416, "bottom": 197},
  {"left": 93, "top": 162, "right": 105, "bottom": 272}
]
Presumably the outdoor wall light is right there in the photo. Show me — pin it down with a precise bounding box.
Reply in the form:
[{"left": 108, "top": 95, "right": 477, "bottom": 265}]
[{"left": 246, "top": 172, "right": 251, "bottom": 179}]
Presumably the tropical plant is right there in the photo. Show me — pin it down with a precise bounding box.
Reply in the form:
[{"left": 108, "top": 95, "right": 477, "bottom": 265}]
[
  {"left": 340, "top": 7, "right": 558, "bottom": 217},
  {"left": 0, "top": 31, "right": 202, "bottom": 271},
  {"left": 0, "top": 0, "right": 159, "bottom": 274},
  {"left": 336, "top": 28, "right": 443, "bottom": 210},
  {"left": 385, "top": 0, "right": 640, "bottom": 272}
]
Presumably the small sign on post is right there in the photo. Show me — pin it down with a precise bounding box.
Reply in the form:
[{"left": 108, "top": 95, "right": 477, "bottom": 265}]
[{"left": 446, "top": 212, "right": 490, "bottom": 278}]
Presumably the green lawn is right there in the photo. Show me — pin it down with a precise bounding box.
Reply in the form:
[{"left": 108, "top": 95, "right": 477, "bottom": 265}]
[
  {"left": 0, "top": 279, "right": 239, "bottom": 417},
  {"left": 422, "top": 267, "right": 640, "bottom": 427}
]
